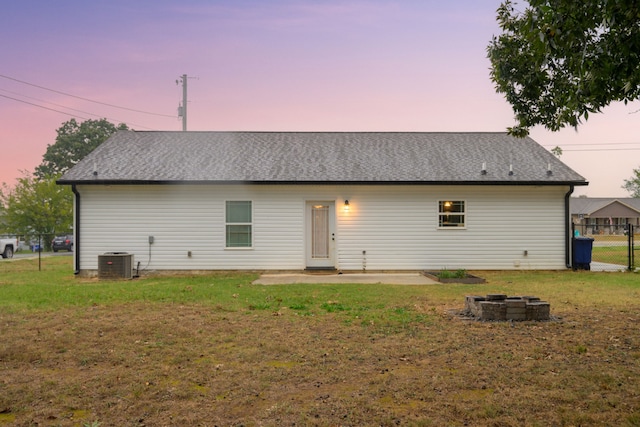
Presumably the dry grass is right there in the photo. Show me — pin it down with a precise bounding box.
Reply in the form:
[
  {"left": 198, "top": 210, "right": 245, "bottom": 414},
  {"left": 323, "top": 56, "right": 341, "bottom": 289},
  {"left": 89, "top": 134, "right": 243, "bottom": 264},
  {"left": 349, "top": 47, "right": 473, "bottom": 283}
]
[{"left": 1, "top": 262, "right": 640, "bottom": 426}]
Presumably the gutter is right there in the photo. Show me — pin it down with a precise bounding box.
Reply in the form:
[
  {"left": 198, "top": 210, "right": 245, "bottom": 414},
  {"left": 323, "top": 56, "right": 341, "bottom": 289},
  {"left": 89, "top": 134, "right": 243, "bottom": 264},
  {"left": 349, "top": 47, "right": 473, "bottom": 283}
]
[
  {"left": 71, "top": 185, "right": 80, "bottom": 275},
  {"left": 565, "top": 185, "right": 574, "bottom": 268},
  {"left": 57, "top": 179, "right": 590, "bottom": 187}
]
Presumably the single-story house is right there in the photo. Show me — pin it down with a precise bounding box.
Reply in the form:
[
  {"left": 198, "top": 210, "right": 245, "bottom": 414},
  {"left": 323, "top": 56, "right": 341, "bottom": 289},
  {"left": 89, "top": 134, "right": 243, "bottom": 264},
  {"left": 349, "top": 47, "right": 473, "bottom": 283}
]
[
  {"left": 570, "top": 197, "right": 640, "bottom": 235},
  {"left": 57, "top": 131, "right": 587, "bottom": 276}
]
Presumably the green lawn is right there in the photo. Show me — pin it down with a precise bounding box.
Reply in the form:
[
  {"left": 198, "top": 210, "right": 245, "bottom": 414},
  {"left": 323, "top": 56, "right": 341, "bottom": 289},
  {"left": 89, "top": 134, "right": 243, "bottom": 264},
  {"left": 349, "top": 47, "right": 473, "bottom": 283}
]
[
  {"left": 590, "top": 245, "right": 640, "bottom": 268},
  {"left": 1, "top": 256, "right": 638, "bottom": 312}
]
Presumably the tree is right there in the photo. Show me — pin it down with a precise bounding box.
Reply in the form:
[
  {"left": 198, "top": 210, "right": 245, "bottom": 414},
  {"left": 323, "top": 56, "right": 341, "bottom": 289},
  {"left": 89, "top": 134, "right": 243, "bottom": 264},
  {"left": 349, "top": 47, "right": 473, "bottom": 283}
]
[
  {"left": 0, "top": 198, "right": 7, "bottom": 234},
  {"left": 488, "top": 0, "right": 640, "bottom": 137},
  {"left": 623, "top": 167, "right": 640, "bottom": 197},
  {"left": 34, "top": 118, "right": 128, "bottom": 178},
  {"left": 0, "top": 173, "right": 73, "bottom": 240}
]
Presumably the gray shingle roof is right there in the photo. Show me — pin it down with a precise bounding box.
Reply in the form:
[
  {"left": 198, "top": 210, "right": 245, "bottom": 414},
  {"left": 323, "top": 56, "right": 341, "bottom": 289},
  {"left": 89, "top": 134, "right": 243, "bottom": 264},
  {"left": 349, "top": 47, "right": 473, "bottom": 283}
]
[
  {"left": 570, "top": 198, "right": 640, "bottom": 215},
  {"left": 58, "top": 131, "right": 587, "bottom": 185}
]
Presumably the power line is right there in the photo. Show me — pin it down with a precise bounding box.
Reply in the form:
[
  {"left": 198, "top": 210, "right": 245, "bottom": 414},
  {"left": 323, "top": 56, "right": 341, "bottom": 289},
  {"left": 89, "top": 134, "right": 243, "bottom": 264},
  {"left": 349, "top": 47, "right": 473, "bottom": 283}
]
[
  {"left": 561, "top": 148, "right": 640, "bottom": 152},
  {"left": 544, "top": 142, "right": 640, "bottom": 147},
  {"left": 544, "top": 142, "right": 640, "bottom": 152},
  {"left": 1, "top": 87, "right": 126, "bottom": 121},
  {"left": 0, "top": 93, "right": 154, "bottom": 129},
  {"left": 0, "top": 73, "right": 176, "bottom": 118},
  {"left": 0, "top": 93, "right": 91, "bottom": 120}
]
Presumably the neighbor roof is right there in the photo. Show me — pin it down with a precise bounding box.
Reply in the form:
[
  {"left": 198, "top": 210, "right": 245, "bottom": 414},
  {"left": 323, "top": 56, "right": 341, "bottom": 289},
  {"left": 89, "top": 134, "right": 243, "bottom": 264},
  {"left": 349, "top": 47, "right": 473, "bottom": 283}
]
[
  {"left": 57, "top": 131, "right": 587, "bottom": 185},
  {"left": 570, "top": 198, "right": 640, "bottom": 216}
]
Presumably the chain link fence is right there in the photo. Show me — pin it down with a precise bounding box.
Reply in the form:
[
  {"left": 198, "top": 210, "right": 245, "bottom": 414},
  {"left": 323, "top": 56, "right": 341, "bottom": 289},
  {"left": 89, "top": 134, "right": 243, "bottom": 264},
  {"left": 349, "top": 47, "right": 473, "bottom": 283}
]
[
  {"left": 572, "top": 223, "right": 637, "bottom": 271},
  {"left": 0, "top": 233, "right": 70, "bottom": 271}
]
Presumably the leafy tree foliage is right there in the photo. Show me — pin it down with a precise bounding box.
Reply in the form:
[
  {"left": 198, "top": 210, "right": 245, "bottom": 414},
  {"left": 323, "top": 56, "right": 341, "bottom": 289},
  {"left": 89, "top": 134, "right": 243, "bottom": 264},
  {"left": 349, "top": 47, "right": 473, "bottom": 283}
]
[
  {"left": 0, "top": 200, "right": 7, "bottom": 234},
  {"left": 34, "top": 118, "right": 127, "bottom": 178},
  {"left": 623, "top": 167, "right": 640, "bottom": 197},
  {"left": 488, "top": 0, "right": 640, "bottom": 137},
  {"left": 0, "top": 173, "right": 72, "bottom": 237}
]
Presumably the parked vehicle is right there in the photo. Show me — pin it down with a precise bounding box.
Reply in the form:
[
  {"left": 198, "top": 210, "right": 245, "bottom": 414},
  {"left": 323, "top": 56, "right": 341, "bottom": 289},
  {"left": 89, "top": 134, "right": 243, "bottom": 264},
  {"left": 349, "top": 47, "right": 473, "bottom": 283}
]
[
  {"left": 52, "top": 235, "right": 74, "bottom": 252},
  {"left": 18, "top": 239, "right": 30, "bottom": 252},
  {"left": 0, "top": 237, "right": 18, "bottom": 258}
]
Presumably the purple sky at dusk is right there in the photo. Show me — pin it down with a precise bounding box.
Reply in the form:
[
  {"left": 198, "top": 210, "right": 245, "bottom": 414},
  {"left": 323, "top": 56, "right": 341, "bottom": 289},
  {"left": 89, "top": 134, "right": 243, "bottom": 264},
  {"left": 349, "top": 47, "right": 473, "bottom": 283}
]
[{"left": 2, "top": 0, "right": 639, "bottom": 197}]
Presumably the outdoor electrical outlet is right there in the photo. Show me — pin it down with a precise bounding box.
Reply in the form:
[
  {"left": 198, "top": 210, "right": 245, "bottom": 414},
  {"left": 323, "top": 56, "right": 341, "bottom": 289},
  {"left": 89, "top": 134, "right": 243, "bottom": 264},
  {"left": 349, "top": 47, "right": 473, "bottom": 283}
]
[
  {"left": 148, "top": 236, "right": 154, "bottom": 244},
  {"left": 523, "top": 250, "right": 528, "bottom": 256}
]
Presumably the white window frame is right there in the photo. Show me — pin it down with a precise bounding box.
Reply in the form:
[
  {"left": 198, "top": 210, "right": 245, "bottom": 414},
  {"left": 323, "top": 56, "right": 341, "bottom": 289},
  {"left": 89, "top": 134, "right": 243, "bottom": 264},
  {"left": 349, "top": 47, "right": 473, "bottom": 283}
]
[
  {"left": 225, "top": 200, "right": 253, "bottom": 249},
  {"left": 438, "top": 200, "right": 466, "bottom": 229}
]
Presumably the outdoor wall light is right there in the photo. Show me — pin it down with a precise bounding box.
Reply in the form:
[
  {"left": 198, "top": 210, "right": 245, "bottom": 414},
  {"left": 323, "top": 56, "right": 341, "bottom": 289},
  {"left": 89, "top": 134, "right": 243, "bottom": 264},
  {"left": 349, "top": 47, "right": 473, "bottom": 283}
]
[{"left": 344, "top": 199, "right": 350, "bottom": 212}]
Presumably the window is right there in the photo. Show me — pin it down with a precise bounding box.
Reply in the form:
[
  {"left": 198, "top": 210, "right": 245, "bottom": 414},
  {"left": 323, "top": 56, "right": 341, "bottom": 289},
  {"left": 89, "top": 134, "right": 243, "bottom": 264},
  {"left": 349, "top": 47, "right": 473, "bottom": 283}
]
[
  {"left": 438, "top": 200, "right": 465, "bottom": 228},
  {"left": 226, "top": 201, "right": 252, "bottom": 247}
]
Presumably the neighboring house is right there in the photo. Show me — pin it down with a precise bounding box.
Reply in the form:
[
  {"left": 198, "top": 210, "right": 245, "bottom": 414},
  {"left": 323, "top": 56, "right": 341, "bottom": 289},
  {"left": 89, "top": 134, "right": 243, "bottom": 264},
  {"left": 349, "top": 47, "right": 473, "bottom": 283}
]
[
  {"left": 570, "top": 198, "right": 640, "bottom": 235},
  {"left": 57, "top": 131, "right": 587, "bottom": 275}
]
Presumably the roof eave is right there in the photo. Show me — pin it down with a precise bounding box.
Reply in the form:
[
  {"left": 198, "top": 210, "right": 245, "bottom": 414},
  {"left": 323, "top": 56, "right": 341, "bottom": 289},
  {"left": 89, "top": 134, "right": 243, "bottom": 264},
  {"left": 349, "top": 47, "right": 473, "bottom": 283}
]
[{"left": 57, "top": 179, "right": 589, "bottom": 186}]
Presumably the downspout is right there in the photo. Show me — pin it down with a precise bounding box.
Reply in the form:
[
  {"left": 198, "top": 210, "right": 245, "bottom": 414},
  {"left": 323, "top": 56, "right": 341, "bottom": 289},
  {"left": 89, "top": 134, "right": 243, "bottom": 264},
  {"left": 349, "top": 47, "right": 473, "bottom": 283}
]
[
  {"left": 565, "top": 185, "right": 574, "bottom": 268},
  {"left": 72, "top": 185, "right": 81, "bottom": 275}
]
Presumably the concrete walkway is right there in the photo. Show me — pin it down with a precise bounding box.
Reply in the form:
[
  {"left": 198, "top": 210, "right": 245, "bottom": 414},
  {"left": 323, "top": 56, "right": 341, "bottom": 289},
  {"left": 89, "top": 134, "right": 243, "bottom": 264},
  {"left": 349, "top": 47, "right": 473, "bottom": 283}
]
[
  {"left": 253, "top": 272, "right": 439, "bottom": 285},
  {"left": 590, "top": 262, "right": 630, "bottom": 272}
]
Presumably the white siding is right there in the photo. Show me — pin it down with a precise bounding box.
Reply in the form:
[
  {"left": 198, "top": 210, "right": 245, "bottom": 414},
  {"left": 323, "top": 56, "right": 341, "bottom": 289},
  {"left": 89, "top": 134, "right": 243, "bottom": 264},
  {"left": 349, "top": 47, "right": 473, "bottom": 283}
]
[{"left": 76, "top": 184, "right": 570, "bottom": 272}]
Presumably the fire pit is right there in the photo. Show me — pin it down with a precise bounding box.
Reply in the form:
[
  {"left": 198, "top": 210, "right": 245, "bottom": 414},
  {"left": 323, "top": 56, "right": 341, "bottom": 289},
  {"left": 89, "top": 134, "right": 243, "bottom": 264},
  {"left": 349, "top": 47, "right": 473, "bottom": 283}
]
[{"left": 464, "top": 294, "right": 550, "bottom": 321}]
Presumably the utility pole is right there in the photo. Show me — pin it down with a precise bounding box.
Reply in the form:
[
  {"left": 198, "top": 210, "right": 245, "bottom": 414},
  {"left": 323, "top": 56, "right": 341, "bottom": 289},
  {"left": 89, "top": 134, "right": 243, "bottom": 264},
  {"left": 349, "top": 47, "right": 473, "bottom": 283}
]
[{"left": 177, "top": 74, "right": 188, "bottom": 131}]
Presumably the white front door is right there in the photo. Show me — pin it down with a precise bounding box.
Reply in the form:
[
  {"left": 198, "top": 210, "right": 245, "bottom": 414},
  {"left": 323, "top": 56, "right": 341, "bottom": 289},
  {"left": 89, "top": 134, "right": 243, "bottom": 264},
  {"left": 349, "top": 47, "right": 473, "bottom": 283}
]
[{"left": 306, "top": 201, "right": 336, "bottom": 268}]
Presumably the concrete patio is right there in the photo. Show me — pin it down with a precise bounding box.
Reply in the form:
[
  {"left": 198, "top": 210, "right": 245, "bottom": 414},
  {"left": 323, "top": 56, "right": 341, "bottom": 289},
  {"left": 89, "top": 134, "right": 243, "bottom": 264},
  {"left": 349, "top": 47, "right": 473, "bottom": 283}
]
[{"left": 253, "top": 272, "right": 439, "bottom": 285}]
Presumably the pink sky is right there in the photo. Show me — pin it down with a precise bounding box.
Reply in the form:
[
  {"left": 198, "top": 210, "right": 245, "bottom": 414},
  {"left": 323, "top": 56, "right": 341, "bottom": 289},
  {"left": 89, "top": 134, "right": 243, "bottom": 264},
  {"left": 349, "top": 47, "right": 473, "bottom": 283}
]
[{"left": 2, "top": 1, "right": 639, "bottom": 197}]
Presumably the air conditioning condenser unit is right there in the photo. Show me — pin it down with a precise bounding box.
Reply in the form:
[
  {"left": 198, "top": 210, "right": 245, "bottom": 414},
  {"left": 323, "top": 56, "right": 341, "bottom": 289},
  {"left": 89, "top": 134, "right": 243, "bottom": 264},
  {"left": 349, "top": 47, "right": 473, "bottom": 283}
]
[{"left": 98, "top": 252, "right": 134, "bottom": 279}]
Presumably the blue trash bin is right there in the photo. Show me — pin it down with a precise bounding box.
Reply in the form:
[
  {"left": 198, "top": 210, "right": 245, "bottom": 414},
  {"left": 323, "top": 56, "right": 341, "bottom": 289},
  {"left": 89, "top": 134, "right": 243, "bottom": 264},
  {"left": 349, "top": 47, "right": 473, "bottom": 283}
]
[{"left": 573, "top": 237, "right": 594, "bottom": 270}]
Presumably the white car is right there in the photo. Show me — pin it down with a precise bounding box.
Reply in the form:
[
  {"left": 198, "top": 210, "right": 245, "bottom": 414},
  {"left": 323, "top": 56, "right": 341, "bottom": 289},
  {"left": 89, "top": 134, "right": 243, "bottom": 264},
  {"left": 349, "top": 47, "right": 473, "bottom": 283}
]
[{"left": 0, "top": 237, "right": 18, "bottom": 258}]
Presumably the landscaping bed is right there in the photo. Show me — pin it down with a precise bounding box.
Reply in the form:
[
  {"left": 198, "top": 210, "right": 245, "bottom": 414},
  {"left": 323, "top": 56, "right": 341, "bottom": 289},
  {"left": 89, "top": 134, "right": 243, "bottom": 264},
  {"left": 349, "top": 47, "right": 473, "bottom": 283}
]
[{"left": 422, "top": 269, "right": 486, "bottom": 284}]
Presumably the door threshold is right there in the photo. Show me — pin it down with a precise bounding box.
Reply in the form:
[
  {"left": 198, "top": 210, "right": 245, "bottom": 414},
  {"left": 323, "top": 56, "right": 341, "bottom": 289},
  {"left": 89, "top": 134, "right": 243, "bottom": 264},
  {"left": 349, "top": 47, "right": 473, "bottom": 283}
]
[{"left": 304, "top": 267, "right": 338, "bottom": 274}]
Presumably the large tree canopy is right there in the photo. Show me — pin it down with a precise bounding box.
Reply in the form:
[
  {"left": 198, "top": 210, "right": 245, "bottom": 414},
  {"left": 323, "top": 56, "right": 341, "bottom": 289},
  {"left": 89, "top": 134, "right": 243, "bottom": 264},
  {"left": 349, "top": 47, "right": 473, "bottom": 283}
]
[
  {"left": 34, "top": 118, "right": 128, "bottom": 178},
  {"left": 488, "top": 0, "right": 640, "bottom": 137}
]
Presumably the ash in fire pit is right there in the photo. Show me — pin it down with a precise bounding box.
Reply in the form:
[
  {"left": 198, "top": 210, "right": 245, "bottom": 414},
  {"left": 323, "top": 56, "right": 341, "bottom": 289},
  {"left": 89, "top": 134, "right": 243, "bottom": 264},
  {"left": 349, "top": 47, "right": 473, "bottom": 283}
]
[{"left": 464, "top": 294, "right": 550, "bottom": 321}]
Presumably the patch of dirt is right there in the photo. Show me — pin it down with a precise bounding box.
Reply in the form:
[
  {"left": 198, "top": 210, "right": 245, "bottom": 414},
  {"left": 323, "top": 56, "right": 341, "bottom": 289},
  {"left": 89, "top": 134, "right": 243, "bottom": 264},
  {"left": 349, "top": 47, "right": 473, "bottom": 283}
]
[
  {"left": 1, "top": 303, "right": 639, "bottom": 426},
  {"left": 422, "top": 271, "right": 486, "bottom": 284}
]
